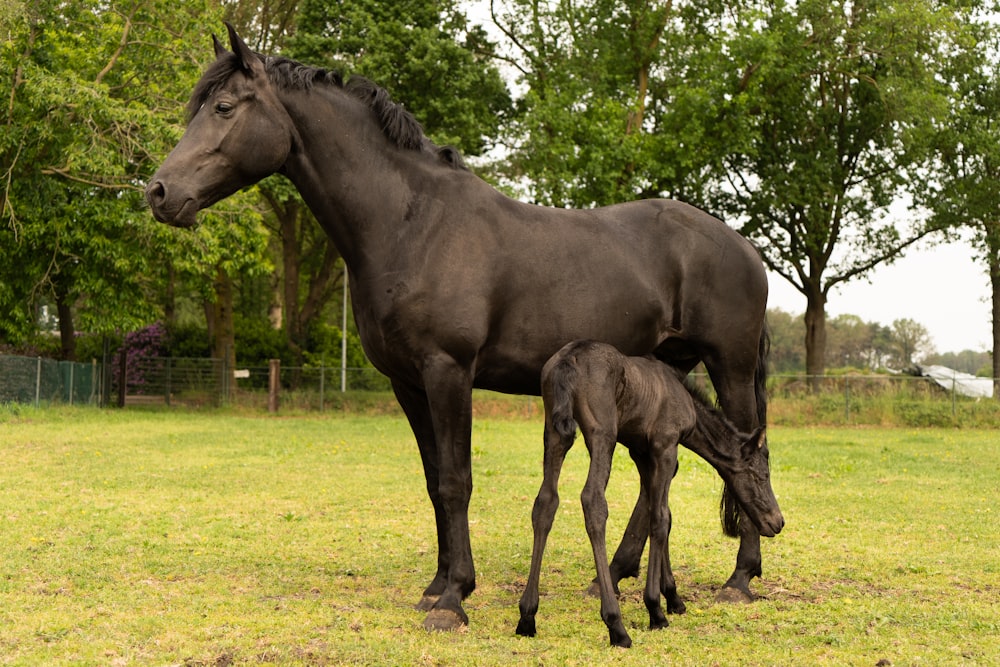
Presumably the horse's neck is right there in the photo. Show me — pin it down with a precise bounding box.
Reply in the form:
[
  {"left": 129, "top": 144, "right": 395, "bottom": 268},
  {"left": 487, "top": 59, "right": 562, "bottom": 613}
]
[{"left": 280, "top": 87, "right": 412, "bottom": 277}]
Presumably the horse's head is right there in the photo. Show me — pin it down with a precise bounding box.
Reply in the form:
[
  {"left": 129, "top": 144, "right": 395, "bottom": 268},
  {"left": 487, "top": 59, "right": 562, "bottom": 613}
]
[
  {"left": 728, "top": 428, "right": 784, "bottom": 538},
  {"left": 146, "top": 24, "right": 295, "bottom": 227}
]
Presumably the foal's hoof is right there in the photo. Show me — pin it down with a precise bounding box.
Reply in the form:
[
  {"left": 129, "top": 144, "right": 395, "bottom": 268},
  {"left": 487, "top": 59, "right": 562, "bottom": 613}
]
[
  {"left": 415, "top": 595, "right": 439, "bottom": 612},
  {"left": 715, "top": 586, "right": 754, "bottom": 604},
  {"left": 422, "top": 608, "right": 467, "bottom": 632}
]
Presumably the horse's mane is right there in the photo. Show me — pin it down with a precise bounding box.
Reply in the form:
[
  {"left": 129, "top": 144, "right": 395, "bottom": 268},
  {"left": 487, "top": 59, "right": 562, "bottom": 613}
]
[{"left": 187, "top": 52, "right": 467, "bottom": 170}]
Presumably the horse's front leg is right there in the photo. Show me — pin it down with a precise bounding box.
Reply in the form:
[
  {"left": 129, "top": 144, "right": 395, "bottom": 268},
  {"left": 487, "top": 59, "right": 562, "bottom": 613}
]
[
  {"left": 418, "top": 354, "right": 477, "bottom": 631},
  {"left": 391, "top": 380, "right": 450, "bottom": 612}
]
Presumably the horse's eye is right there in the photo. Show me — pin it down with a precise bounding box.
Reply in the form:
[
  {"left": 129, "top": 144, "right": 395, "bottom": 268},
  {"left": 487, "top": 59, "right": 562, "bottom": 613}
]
[{"left": 215, "top": 101, "right": 234, "bottom": 115}]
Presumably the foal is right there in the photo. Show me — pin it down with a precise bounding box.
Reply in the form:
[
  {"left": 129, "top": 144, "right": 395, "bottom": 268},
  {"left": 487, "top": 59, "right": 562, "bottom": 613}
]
[{"left": 516, "top": 340, "right": 784, "bottom": 648}]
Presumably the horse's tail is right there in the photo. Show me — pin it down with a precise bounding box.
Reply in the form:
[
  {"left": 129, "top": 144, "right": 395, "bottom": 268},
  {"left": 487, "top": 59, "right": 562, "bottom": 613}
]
[
  {"left": 720, "top": 321, "right": 770, "bottom": 538},
  {"left": 546, "top": 360, "right": 579, "bottom": 440}
]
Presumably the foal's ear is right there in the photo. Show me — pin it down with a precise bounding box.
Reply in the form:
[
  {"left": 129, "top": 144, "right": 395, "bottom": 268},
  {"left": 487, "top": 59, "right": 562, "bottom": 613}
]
[
  {"left": 742, "top": 426, "right": 767, "bottom": 455},
  {"left": 225, "top": 22, "right": 259, "bottom": 75}
]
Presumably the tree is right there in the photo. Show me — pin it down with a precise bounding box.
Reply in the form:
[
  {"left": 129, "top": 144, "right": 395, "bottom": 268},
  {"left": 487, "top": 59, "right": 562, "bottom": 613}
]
[
  {"left": 888, "top": 318, "right": 933, "bottom": 368},
  {"left": 0, "top": 0, "right": 267, "bottom": 359},
  {"left": 492, "top": 0, "right": 713, "bottom": 206},
  {"left": 916, "top": 11, "right": 1000, "bottom": 397},
  {"left": 708, "top": 0, "right": 966, "bottom": 383}
]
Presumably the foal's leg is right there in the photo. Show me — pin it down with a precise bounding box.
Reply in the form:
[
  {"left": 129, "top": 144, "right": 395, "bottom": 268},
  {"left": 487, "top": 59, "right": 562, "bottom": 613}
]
[
  {"left": 581, "top": 428, "right": 632, "bottom": 648},
  {"left": 602, "top": 461, "right": 685, "bottom": 613},
  {"left": 516, "top": 424, "right": 575, "bottom": 637},
  {"left": 638, "top": 440, "right": 679, "bottom": 631},
  {"left": 659, "top": 456, "right": 686, "bottom": 614},
  {"left": 601, "top": 487, "right": 647, "bottom": 593}
]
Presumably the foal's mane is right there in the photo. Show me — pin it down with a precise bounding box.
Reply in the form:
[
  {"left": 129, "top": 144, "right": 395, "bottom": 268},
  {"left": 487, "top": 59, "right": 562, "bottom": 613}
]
[
  {"left": 682, "top": 376, "right": 742, "bottom": 440},
  {"left": 187, "top": 51, "right": 467, "bottom": 170}
]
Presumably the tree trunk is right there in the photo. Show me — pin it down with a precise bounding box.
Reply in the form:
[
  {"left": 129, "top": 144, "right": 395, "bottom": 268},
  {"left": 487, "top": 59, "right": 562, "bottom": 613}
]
[
  {"left": 55, "top": 292, "right": 76, "bottom": 361},
  {"left": 163, "top": 261, "right": 176, "bottom": 327},
  {"left": 279, "top": 200, "right": 302, "bottom": 361},
  {"left": 990, "top": 248, "right": 1000, "bottom": 401},
  {"left": 210, "top": 267, "right": 236, "bottom": 402},
  {"left": 803, "top": 284, "right": 828, "bottom": 392}
]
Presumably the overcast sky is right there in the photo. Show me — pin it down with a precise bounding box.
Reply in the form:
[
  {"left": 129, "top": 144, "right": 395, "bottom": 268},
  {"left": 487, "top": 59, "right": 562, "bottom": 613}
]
[{"left": 767, "top": 238, "right": 991, "bottom": 354}]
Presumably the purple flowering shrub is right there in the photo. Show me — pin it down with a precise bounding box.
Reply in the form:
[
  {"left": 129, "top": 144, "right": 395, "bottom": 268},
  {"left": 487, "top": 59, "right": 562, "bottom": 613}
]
[{"left": 115, "top": 323, "right": 168, "bottom": 395}]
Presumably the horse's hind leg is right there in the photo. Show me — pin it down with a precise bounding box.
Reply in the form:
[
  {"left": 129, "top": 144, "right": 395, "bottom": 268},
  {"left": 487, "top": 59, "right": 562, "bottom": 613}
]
[
  {"left": 581, "top": 429, "right": 632, "bottom": 648},
  {"left": 516, "top": 424, "right": 574, "bottom": 637},
  {"left": 707, "top": 356, "right": 764, "bottom": 603}
]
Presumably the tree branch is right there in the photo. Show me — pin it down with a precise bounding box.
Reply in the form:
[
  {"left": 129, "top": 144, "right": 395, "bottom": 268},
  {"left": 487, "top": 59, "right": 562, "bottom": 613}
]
[
  {"left": 41, "top": 166, "right": 143, "bottom": 191},
  {"left": 95, "top": 10, "right": 135, "bottom": 85}
]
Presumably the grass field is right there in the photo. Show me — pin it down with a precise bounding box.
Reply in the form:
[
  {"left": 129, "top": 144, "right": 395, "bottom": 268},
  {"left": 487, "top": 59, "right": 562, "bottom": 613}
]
[{"left": 1, "top": 404, "right": 998, "bottom": 666}]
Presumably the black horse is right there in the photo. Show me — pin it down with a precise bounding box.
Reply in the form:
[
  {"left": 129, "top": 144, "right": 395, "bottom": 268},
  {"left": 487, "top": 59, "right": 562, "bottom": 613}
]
[
  {"left": 146, "top": 25, "right": 772, "bottom": 631},
  {"left": 516, "top": 341, "right": 783, "bottom": 647}
]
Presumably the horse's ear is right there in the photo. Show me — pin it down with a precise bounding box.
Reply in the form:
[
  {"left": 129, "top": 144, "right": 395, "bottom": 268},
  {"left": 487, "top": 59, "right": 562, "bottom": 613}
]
[
  {"left": 225, "top": 22, "right": 258, "bottom": 75},
  {"left": 212, "top": 33, "right": 227, "bottom": 60}
]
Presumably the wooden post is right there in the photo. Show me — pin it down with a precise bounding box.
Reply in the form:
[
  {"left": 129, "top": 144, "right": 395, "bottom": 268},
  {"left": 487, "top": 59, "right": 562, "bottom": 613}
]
[{"left": 268, "top": 359, "right": 280, "bottom": 413}]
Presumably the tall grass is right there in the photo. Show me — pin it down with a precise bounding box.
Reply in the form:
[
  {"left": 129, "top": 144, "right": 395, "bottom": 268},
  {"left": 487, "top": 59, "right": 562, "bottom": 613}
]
[{"left": 1, "top": 405, "right": 998, "bottom": 665}]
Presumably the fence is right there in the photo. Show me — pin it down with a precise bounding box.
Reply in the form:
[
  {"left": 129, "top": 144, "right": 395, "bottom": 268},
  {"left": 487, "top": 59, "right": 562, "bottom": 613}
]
[
  {"left": 0, "top": 354, "right": 103, "bottom": 406},
  {"left": 2, "top": 352, "right": 995, "bottom": 424}
]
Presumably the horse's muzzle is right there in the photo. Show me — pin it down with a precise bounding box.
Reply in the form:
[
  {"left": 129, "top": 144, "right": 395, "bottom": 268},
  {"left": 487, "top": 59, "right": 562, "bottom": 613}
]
[{"left": 145, "top": 180, "right": 197, "bottom": 228}]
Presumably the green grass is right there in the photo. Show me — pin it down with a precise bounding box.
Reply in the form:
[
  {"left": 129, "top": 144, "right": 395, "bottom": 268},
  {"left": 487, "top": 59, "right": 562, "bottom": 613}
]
[{"left": 1, "top": 405, "right": 998, "bottom": 665}]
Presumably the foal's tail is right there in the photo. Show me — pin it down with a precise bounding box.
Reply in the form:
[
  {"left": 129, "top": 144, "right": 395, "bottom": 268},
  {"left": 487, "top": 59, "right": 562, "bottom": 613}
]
[
  {"left": 546, "top": 360, "right": 579, "bottom": 440},
  {"left": 720, "top": 322, "right": 770, "bottom": 538}
]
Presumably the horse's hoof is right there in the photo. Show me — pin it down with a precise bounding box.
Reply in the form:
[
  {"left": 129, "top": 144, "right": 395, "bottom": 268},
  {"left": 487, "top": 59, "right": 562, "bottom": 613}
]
[
  {"left": 415, "top": 595, "right": 439, "bottom": 612},
  {"left": 515, "top": 617, "right": 537, "bottom": 637},
  {"left": 715, "top": 586, "right": 754, "bottom": 604},
  {"left": 584, "top": 581, "right": 602, "bottom": 598},
  {"left": 422, "top": 608, "right": 467, "bottom": 632}
]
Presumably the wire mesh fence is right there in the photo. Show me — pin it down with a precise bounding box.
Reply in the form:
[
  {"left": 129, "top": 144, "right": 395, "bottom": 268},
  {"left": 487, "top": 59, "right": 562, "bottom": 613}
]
[
  {"left": 0, "top": 354, "right": 103, "bottom": 406},
  {"left": 2, "top": 353, "right": 996, "bottom": 425}
]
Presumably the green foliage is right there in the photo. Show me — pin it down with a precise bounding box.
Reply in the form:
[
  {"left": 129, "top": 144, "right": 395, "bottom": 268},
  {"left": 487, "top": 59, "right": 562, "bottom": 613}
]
[
  {"left": 303, "top": 321, "right": 367, "bottom": 369},
  {"left": 232, "top": 314, "right": 292, "bottom": 366},
  {"left": 289, "top": 0, "right": 511, "bottom": 156},
  {"left": 0, "top": 0, "right": 269, "bottom": 355}
]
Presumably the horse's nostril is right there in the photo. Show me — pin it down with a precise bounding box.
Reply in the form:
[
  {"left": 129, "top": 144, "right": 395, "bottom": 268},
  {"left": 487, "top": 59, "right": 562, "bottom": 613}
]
[{"left": 146, "top": 181, "right": 165, "bottom": 205}]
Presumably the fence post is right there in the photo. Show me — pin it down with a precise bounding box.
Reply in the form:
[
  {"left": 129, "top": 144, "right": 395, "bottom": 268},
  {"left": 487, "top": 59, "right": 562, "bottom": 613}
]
[
  {"left": 844, "top": 376, "right": 850, "bottom": 423},
  {"left": 268, "top": 359, "right": 280, "bottom": 413},
  {"left": 319, "top": 362, "right": 325, "bottom": 412},
  {"left": 35, "top": 357, "right": 42, "bottom": 408},
  {"left": 68, "top": 362, "right": 74, "bottom": 406},
  {"left": 341, "top": 270, "right": 348, "bottom": 393},
  {"left": 165, "top": 359, "right": 172, "bottom": 407},
  {"left": 117, "top": 350, "right": 128, "bottom": 408}
]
